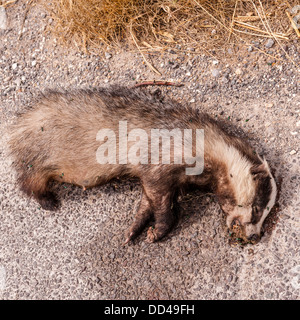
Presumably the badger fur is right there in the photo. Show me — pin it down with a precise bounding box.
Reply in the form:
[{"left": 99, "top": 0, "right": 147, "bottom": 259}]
[{"left": 9, "top": 86, "right": 277, "bottom": 244}]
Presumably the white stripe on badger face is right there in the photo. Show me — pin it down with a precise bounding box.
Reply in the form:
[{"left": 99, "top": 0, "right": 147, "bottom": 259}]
[{"left": 257, "top": 158, "right": 277, "bottom": 231}]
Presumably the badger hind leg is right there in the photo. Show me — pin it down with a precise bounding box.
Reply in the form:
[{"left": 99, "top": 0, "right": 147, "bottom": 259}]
[
  {"left": 146, "top": 205, "right": 175, "bottom": 243},
  {"left": 124, "top": 191, "right": 153, "bottom": 244},
  {"left": 19, "top": 173, "right": 59, "bottom": 211},
  {"left": 143, "top": 185, "right": 176, "bottom": 243}
]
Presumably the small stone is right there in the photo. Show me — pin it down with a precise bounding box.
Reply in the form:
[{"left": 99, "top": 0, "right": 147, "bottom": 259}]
[
  {"left": 222, "top": 76, "right": 229, "bottom": 83},
  {"left": 190, "top": 98, "right": 195, "bottom": 103},
  {"left": 4, "top": 76, "right": 12, "bottom": 82},
  {"left": 211, "top": 68, "right": 220, "bottom": 77},
  {"left": 109, "top": 252, "right": 115, "bottom": 260},
  {"left": 290, "top": 131, "right": 298, "bottom": 136},
  {"left": 227, "top": 48, "right": 233, "bottom": 55},
  {"left": 235, "top": 68, "right": 242, "bottom": 76},
  {"left": 15, "top": 78, "right": 21, "bottom": 87},
  {"left": 212, "top": 60, "right": 219, "bottom": 65},
  {"left": 289, "top": 150, "right": 297, "bottom": 155},
  {"left": 31, "top": 60, "right": 37, "bottom": 67},
  {"left": 248, "top": 46, "right": 253, "bottom": 52},
  {"left": 105, "top": 52, "right": 112, "bottom": 59},
  {"left": 265, "top": 102, "right": 274, "bottom": 108},
  {"left": 12, "top": 63, "right": 18, "bottom": 70},
  {"left": 265, "top": 121, "right": 271, "bottom": 127},
  {"left": 296, "top": 121, "right": 300, "bottom": 127},
  {"left": 265, "top": 38, "right": 275, "bottom": 49},
  {"left": 252, "top": 41, "right": 260, "bottom": 47}
]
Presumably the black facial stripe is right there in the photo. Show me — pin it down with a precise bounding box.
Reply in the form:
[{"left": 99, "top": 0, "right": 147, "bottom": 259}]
[
  {"left": 251, "top": 175, "right": 272, "bottom": 224},
  {"left": 251, "top": 206, "right": 263, "bottom": 224}
]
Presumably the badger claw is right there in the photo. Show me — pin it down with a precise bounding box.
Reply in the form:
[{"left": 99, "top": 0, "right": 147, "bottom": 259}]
[{"left": 123, "top": 232, "right": 134, "bottom": 245}]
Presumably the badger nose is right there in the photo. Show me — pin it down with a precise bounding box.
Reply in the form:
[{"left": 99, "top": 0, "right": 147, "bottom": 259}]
[
  {"left": 231, "top": 218, "right": 241, "bottom": 228},
  {"left": 247, "top": 234, "right": 260, "bottom": 243}
]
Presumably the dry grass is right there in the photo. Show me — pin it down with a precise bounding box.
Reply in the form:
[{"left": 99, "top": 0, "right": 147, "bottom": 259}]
[
  {"left": 44, "top": 0, "right": 299, "bottom": 55},
  {"left": 0, "top": 0, "right": 18, "bottom": 7}
]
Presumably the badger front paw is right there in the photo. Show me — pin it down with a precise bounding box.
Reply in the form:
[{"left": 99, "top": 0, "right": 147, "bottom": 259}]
[{"left": 146, "top": 226, "right": 158, "bottom": 243}]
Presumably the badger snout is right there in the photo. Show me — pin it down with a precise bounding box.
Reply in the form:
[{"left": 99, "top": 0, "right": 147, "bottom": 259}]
[{"left": 228, "top": 212, "right": 263, "bottom": 244}]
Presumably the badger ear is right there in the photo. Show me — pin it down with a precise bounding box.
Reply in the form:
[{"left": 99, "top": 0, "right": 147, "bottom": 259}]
[{"left": 250, "top": 163, "right": 267, "bottom": 176}]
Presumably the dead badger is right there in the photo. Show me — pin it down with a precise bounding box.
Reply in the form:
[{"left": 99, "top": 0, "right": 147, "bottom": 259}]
[{"left": 9, "top": 86, "right": 277, "bottom": 244}]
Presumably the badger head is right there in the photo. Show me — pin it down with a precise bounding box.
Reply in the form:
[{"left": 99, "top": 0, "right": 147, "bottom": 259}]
[{"left": 219, "top": 155, "right": 277, "bottom": 244}]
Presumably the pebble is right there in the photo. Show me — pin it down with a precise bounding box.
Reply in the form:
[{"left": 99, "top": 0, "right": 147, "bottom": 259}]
[
  {"left": 290, "top": 131, "right": 298, "bottom": 136},
  {"left": 265, "top": 121, "right": 271, "bottom": 127},
  {"left": 187, "top": 47, "right": 195, "bottom": 52},
  {"left": 265, "top": 102, "right": 274, "bottom": 108},
  {"left": 4, "top": 76, "right": 12, "bottom": 82},
  {"left": 31, "top": 60, "right": 37, "bottom": 67},
  {"left": 0, "top": 7, "right": 7, "bottom": 30},
  {"left": 105, "top": 52, "right": 112, "bottom": 59},
  {"left": 15, "top": 78, "right": 21, "bottom": 87},
  {"left": 296, "top": 121, "right": 300, "bottom": 127},
  {"left": 235, "top": 68, "right": 242, "bottom": 76},
  {"left": 12, "top": 63, "right": 18, "bottom": 70},
  {"left": 289, "top": 150, "right": 297, "bottom": 155},
  {"left": 211, "top": 68, "right": 220, "bottom": 77},
  {"left": 222, "top": 76, "right": 229, "bottom": 83},
  {"left": 265, "top": 39, "right": 275, "bottom": 48},
  {"left": 248, "top": 46, "right": 253, "bottom": 52},
  {"left": 252, "top": 41, "right": 260, "bottom": 47}
]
